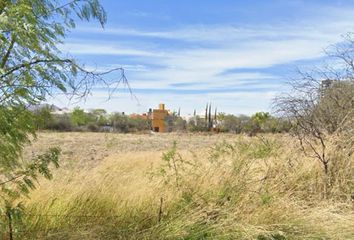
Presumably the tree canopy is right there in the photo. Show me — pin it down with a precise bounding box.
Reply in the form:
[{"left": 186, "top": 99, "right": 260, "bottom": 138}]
[
  {"left": 274, "top": 35, "right": 354, "bottom": 177},
  {"left": 0, "top": 0, "right": 123, "bottom": 207}
]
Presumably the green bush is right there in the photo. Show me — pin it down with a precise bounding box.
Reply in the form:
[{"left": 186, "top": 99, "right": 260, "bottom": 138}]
[{"left": 47, "top": 114, "right": 73, "bottom": 131}]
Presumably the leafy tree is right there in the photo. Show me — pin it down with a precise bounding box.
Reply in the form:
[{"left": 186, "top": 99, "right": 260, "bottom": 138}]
[
  {"left": 0, "top": 0, "right": 123, "bottom": 232},
  {"left": 111, "top": 113, "right": 130, "bottom": 133},
  {"left": 90, "top": 108, "right": 108, "bottom": 126},
  {"left": 70, "top": 107, "right": 89, "bottom": 127},
  {"left": 220, "top": 114, "right": 242, "bottom": 133},
  {"left": 242, "top": 112, "right": 269, "bottom": 135},
  {"left": 187, "top": 116, "right": 209, "bottom": 132},
  {"left": 48, "top": 113, "right": 73, "bottom": 131},
  {"left": 110, "top": 113, "right": 150, "bottom": 133},
  {"left": 261, "top": 116, "right": 290, "bottom": 133},
  {"left": 130, "top": 117, "right": 151, "bottom": 132},
  {"left": 216, "top": 112, "right": 226, "bottom": 122},
  {"left": 169, "top": 112, "right": 187, "bottom": 132},
  {"left": 91, "top": 108, "right": 107, "bottom": 116},
  {"left": 251, "top": 112, "right": 270, "bottom": 122},
  {"left": 173, "top": 117, "right": 187, "bottom": 132},
  {"left": 33, "top": 105, "right": 53, "bottom": 129}
]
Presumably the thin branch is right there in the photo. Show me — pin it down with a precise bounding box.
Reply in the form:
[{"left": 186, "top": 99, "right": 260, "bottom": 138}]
[
  {"left": 0, "top": 58, "right": 74, "bottom": 79},
  {"left": 0, "top": 173, "right": 28, "bottom": 186},
  {"left": 0, "top": 35, "right": 15, "bottom": 68}
]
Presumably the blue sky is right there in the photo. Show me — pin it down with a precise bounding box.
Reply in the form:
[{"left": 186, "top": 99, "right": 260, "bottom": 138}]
[{"left": 50, "top": 0, "right": 354, "bottom": 115}]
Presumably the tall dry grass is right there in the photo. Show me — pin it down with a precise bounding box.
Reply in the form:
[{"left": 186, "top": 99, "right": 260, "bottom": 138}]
[{"left": 15, "top": 133, "right": 354, "bottom": 239}]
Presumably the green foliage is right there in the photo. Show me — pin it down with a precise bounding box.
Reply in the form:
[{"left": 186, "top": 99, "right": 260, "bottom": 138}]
[
  {"left": 30, "top": 105, "right": 292, "bottom": 134},
  {"left": 216, "top": 112, "right": 226, "bottom": 121},
  {"left": 33, "top": 106, "right": 54, "bottom": 129},
  {"left": 1, "top": 147, "right": 60, "bottom": 199},
  {"left": 260, "top": 192, "right": 272, "bottom": 205},
  {"left": 149, "top": 141, "right": 200, "bottom": 201},
  {"left": 251, "top": 112, "right": 271, "bottom": 126},
  {"left": 70, "top": 107, "right": 89, "bottom": 126},
  {"left": 0, "top": 0, "right": 109, "bottom": 231},
  {"left": 257, "top": 233, "right": 286, "bottom": 240},
  {"left": 217, "top": 113, "right": 290, "bottom": 135},
  {"left": 47, "top": 114, "right": 73, "bottom": 131},
  {"left": 251, "top": 137, "right": 280, "bottom": 159},
  {"left": 0, "top": 106, "right": 38, "bottom": 172},
  {"left": 220, "top": 114, "right": 242, "bottom": 133},
  {"left": 159, "top": 141, "right": 185, "bottom": 188},
  {"left": 33, "top": 109, "right": 152, "bottom": 132},
  {"left": 170, "top": 115, "right": 187, "bottom": 132},
  {"left": 187, "top": 116, "right": 209, "bottom": 132},
  {"left": 0, "top": 0, "right": 107, "bottom": 106},
  {"left": 0, "top": 0, "right": 108, "bottom": 158},
  {"left": 89, "top": 108, "right": 108, "bottom": 126},
  {"left": 0, "top": 147, "right": 60, "bottom": 235},
  {"left": 111, "top": 113, "right": 151, "bottom": 133},
  {"left": 248, "top": 112, "right": 270, "bottom": 134},
  {"left": 316, "top": 80, "right": 354, "bottom": 134},
  {"left": 210, "top": 137, "right": 279, "bottom": 162}
]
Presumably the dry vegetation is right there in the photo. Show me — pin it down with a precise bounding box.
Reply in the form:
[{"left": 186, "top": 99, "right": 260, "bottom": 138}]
[{"left": 17, "top": 132, "right": 354, "bottom": 239}]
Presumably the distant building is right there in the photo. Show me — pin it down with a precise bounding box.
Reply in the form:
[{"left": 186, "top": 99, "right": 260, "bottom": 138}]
[
  {"left": 150, "top": 103, "right": 170, "bottom": 132},
  {"left": 28, "top": 104, "right": 71, "bottom": 115},
  {"left": 130, "top": 113, "right": 149, "bottom": 120},
  {"left": 127, "top": 103, "right": 172, "bottom": 132}
]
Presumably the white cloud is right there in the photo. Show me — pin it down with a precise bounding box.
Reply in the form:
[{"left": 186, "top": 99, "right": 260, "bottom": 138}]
[
  {"left": 59, "top": 42, "right": 160, "bottom": 57},
  {"left": 47, "top": 90, "right": 278, "bottom": 116},
  {"left": 76, "top": 14, "right": 354, "bottom": 45},
  {"left": 53, "top": 5, "right": 354, "bottom": 114}
]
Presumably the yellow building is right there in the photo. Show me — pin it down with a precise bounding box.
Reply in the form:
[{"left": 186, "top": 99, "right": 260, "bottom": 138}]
[{"left": 151, "top": 104, "right": 169, "bottom": 132}]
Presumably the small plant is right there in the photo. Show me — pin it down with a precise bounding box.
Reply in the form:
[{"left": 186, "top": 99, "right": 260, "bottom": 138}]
[
  {"left": 0, "top": 147, "right": 60, "bottom": 238},
  {"left": 251, "top": 136, "right": 280, "bottom": 159},
  {"left": 260, "top": 191, "right": 272, "bottom": 205},
  {"left": 158, "top": 141, "right": 196, "bottom": 189}
]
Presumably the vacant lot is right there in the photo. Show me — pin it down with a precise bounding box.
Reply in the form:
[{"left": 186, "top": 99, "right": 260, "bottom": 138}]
[
  {"left": 26, "top": 132, "right": 238, "bottom": 165},
  {"left": 19, "top": 132, "right": 354, "bottom": 239}
]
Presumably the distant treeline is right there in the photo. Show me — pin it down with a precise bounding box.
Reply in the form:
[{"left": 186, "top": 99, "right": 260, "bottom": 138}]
[
  {"left": 188, "top": 112, "right": 291, "bottom": 134},
  {"left": 33, "top": 107, "right": 291, "bottom": 134},
  {"left": 33, "top": 107, "right": 150, "bottom": 133}
]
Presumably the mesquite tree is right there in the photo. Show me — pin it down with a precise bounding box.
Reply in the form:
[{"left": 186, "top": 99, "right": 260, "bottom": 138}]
[
  {"left": 0, "top": 0, "right": 126, "bottom": 224},
  {"left": 274, "top": 35, "right": 354, "bottom": 178}
]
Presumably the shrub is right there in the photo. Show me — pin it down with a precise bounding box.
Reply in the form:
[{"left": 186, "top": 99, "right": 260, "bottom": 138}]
[{"left": 47, "top": 114, "right": 73, "bottom": 131}]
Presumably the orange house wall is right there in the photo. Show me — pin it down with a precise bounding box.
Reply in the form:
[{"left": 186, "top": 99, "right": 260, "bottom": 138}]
[{"left": 151, "top": 109, "right": 168, "bottom": 132}]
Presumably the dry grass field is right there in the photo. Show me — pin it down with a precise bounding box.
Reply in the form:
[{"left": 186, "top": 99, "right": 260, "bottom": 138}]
[{"left": 18, "top": 132, "right": 354, "bottom": 239}]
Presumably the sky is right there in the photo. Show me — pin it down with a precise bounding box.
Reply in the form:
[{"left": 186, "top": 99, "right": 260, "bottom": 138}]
[{"left": 49, "top": 0, "right": 354, "bottom": 115}]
